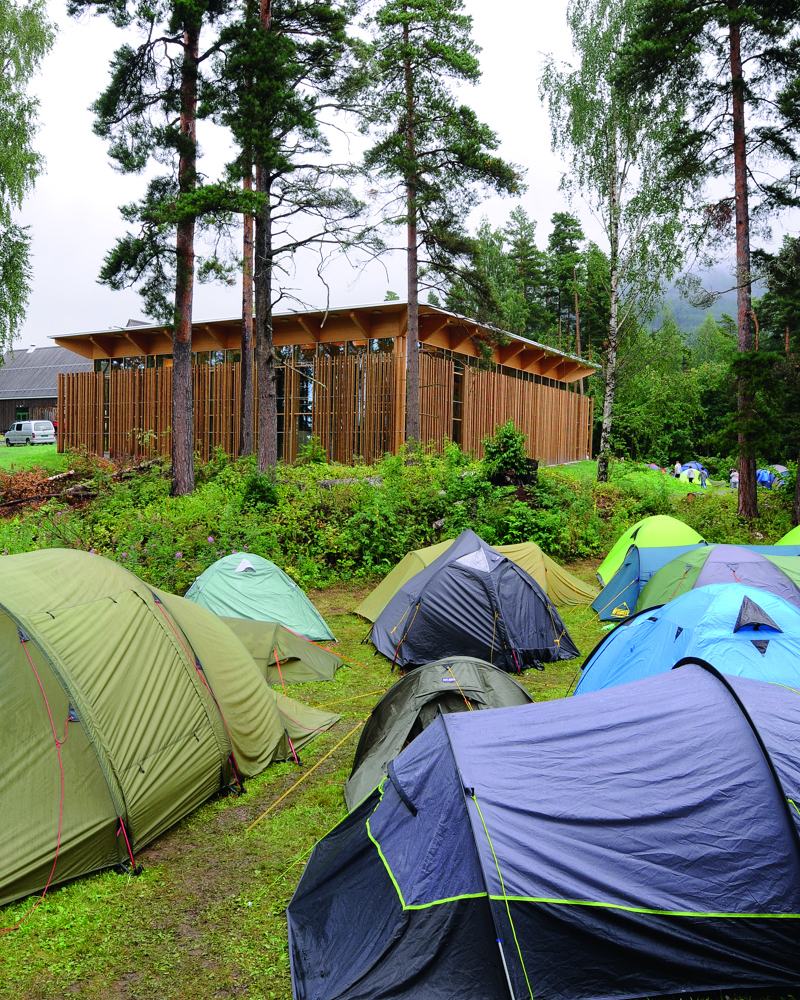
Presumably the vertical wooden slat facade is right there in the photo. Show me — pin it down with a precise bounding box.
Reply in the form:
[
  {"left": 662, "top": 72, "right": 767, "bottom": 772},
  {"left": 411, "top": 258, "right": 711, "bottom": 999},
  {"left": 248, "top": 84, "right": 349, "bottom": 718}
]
[{"left": 59, "top": 356, "right": 593, "bottom": 465}]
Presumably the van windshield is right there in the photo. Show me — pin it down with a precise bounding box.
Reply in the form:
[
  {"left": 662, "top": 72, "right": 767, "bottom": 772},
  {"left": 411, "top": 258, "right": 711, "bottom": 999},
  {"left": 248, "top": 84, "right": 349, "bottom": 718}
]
[{"left": 34, "top": 422, "right": 52, "bottom": 431}]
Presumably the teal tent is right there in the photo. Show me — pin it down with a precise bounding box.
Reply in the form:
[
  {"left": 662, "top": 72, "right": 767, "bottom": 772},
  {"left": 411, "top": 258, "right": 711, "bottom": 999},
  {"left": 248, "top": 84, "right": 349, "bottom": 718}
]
[{"left": 184, "top": 553, "right": 335, "bottom": 642}]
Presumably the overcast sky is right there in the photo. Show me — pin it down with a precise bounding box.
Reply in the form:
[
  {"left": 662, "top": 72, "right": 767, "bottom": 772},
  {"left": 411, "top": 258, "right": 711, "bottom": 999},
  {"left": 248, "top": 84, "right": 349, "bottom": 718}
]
[{"left": 13, "top": 0, "right": 791, "bottom": 348}]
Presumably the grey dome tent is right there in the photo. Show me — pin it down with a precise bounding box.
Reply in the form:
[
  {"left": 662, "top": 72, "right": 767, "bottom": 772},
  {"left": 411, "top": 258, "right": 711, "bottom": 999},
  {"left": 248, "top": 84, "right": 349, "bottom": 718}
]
[
  {"left": 344, "top": 656, "right": 533, "bottom": 810},
  {"left": 288, "top": 663, "right": 800, "bottom": 1000},
  {"left": 370, "top": 529, "right": 579, "bottom": 672},
  {"left": 184, "top": 553, "right": 334, "bottom": 642}
]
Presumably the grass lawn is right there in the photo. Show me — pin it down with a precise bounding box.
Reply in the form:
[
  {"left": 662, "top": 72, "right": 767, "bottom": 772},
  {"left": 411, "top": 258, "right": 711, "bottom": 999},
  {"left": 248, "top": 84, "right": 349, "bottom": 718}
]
[
  {"left": 0, "top": 569, "right": 606, "bottom": 999},
  {"left": 0, "top": 443, "right": 69, "bottom": 474}
]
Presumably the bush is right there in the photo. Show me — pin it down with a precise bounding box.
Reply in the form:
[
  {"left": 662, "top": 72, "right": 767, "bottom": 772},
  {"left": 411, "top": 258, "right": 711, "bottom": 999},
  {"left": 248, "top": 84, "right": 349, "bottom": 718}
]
[
  {"left": 241, "top": 471, "right": 279, "bottom": 510},
  {"left": 0, "top": 448, "right": 793, "bottom": 592},
  {"left": 482, "top": 421, "right": 535, "bottom": 478}
]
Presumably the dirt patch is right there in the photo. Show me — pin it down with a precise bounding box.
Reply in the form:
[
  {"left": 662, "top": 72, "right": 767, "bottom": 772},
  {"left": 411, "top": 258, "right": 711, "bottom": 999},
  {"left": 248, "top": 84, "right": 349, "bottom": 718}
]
[{"left": 308, "top": 579, "right": 378, "bottom": 617}]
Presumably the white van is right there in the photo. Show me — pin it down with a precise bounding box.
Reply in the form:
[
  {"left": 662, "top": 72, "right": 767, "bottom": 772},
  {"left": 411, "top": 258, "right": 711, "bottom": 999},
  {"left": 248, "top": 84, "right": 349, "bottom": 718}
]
[{"left": 4, "top": 420, "right": 56, "bottom": 446}]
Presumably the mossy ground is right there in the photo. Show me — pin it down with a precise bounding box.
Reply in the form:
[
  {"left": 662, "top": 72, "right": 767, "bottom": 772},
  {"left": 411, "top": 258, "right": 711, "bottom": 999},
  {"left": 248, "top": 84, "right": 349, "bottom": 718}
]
[{"left": 0, "top": 568, "right": 606, "bottom": 999}]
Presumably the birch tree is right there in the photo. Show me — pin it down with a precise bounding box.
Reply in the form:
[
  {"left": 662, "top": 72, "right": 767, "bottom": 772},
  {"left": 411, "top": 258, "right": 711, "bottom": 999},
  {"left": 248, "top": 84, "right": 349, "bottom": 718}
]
[
  {"left": 540, "top": 0, "right": 686, "bottom": 483},
  {"left": 0, "top": 0, "right": 55, "bottom": 349}
]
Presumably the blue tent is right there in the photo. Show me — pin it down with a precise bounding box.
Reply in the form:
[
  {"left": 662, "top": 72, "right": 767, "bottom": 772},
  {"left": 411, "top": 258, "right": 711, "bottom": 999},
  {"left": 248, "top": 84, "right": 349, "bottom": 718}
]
[
  {"left": 681, "top": 461, "right": 708, "bottom": 474},
  {"left": 288, "top": 664, "right": 800, "bottom": 1000},
  {"left": 590, "top": 543, "right": 707, "bottom": 621},
  {"left": 578, "top": 583, "right": 800, "bottom": 694}
]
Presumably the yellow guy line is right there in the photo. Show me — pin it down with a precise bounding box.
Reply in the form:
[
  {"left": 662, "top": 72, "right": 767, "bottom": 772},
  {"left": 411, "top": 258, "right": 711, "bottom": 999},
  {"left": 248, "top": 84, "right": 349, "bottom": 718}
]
[
  {"left": 317, "top": 689, "right": 386, "bottom": 708},
  {"left": 447, "top": 666, "right": 473, "bottom": 710},
  {"left": 246, "top": 720, "right": 364, "bottom": 832}
]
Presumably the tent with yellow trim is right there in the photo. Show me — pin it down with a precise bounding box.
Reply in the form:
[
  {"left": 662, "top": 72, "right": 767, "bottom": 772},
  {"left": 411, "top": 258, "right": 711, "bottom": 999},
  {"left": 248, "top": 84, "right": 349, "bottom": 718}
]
[
  {"left": 356, "top": 538, "right": 597, "bottom": 622},
  {"left": 597, "top": 515, "right": 705, "bottom": 587},
  {"left": 288, "top": 663, "right": 800, "bottom": 1000}
]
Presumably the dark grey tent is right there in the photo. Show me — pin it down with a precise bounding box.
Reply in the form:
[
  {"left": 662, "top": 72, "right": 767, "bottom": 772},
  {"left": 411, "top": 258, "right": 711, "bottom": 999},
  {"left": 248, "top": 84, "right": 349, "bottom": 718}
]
[
  {"left": 371, "top": 529, "right": 579, "bottom": 673},
  {"left": 344, "top": 656, "right": 533, "bottom": 810}
]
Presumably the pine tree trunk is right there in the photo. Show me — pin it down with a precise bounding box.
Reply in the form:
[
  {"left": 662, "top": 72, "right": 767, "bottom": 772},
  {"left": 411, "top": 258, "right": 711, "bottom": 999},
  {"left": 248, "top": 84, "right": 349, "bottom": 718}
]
[
  {"left": 240, "top": 172, "right": 254, "bottom": 457},
  {"left": 254, "top": 0, "right": 277, "bottom": 470},
  {"left": 403, "top": 24, "right": 420, "bottom": 447},
  {"left": 255, "top": 171, "right": 277, "bottom": 469},
  {"left": 730, "top": 14, "right": 757, "bottom": 518},
  {"left": 171, "top": 23, "right": 199, "bottom": 497},
  {"left": 597, "top": 143, "right": 620, "bottom": 484}
]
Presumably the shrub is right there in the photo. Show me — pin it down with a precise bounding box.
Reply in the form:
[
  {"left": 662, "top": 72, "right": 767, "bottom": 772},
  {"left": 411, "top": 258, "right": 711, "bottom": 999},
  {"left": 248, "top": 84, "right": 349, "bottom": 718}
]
[
  {"left": 483, "top": 421, "right": 534, "bottom": 477},
  {"left": 241, "top": 471, "right": 279, "bottom": 510}
]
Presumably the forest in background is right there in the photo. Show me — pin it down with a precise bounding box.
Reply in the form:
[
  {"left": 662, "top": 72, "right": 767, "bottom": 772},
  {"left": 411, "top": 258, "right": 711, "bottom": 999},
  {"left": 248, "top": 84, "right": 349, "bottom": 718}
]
[{"left": 437, "top": 207, "right": 800, "bottom": 472}]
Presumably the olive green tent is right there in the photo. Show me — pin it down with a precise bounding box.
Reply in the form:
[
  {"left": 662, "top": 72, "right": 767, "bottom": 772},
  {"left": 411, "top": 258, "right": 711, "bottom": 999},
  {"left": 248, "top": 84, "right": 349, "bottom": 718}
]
[
  {"left": 184, "top": 553, "right": 334, "bottom": 642},
  {"left": 597, "top": 516, "right": 705, "bottom": 587},
  {"left": 343, "top": 656, "right": 534, "bottom": 810},
  {"left": 355, "top": 538, "right": 597, "bottom": 622},
  {"left": 220, "top": 617, "right": 341, "bottom": 684},
  {"left": 0, "top": 549, "right": 339, "bottom": 908}
]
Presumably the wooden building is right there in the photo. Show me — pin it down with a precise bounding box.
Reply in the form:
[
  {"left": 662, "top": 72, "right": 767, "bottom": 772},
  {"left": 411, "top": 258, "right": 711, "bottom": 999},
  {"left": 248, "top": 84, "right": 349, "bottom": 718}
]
[{"left": 54, "top": 302, "right": 596, "bottom": 465}]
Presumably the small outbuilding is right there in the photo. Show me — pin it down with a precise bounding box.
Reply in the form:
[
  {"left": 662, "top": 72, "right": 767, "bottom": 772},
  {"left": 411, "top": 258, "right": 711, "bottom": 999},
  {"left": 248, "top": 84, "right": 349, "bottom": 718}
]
[
  {"left": 288, "top": 664, "right": 800, "bottom": 1000},
  {"left": 344, "top": 656, "right": 533, "bottom": 810},
  {"left": 184, "top": 552, "right": 334, "bottom": 642},
  {"left": 370, "top": 529, "right": 579, "bottom": 673}
]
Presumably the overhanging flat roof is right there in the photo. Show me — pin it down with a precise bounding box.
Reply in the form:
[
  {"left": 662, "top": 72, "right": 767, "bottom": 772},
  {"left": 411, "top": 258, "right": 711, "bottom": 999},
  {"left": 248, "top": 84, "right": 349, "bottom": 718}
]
[{"left": 52, "top": 301, "right": 598, "bottom": 384}]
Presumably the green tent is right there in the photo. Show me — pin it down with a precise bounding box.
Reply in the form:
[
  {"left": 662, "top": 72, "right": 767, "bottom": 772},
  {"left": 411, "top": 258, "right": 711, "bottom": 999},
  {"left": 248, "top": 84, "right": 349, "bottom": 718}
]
[
  {"left": 220, "top": 617, "right": 340, "bottom": 684},
  {"left": 635, "top": 546, "right": 800, "bottom": 613},
  {"left": 597, "top": 515, "right": 705, "bottom": 586},
  {"left": 0, "top": 548, "right": 339, "bottom": 907},
  {"left": 355, "top": 539, "right": 597, "bottom": 622},
  {"left": 184, "top": 553, "right": 334, "bottom": 642},
  {"left": 343, "top": 656, "right": 534, "bottom": 810},
  {"left": 778, "top": 525, "right": 800, "bottom": 546}
]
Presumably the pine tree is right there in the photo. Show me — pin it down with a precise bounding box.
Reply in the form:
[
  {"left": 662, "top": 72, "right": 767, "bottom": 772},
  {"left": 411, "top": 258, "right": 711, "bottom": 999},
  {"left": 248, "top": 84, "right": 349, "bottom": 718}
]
[
  {"left": 214, "top": 0, "right": 363, "bottom": 468},
  {"left": 613, "top": 0, "right": 800, "bottom": 515},
  {"left": 356, "top": 0, "right": 520, "bottom": 445},
  {"left": 545, "top": 212, "right": 584, "bottom": 352},
  {"left": 71, "top": 0, "right": 233, "bottom": 495},
  {"left": 0, "top": 0, "right": 55, "bottom": 350},
  {"left": 503, "top": 208, "right": 549, "bottom": 340}
]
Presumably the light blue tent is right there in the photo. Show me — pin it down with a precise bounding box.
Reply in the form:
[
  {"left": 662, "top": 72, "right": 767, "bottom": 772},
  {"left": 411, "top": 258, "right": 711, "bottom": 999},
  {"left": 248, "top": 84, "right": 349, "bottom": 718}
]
[
  {"left": 184, "top": 553, "right": 335, "bottom": 642},
  {"left": 577, "top": 583, "right": 800, "bottom": 694}
]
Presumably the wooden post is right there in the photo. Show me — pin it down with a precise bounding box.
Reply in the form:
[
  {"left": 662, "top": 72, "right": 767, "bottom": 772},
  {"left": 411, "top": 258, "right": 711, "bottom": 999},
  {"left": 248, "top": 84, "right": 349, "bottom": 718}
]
[{"left": 392, "top": 321, "right": 408, "bottom": 453}]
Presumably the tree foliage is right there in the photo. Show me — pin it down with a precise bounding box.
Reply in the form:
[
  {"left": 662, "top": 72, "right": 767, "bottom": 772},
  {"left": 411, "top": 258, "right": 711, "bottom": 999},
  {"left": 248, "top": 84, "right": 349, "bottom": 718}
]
[
  {"left": 613, "top": 0, "right": 800, "bottom": 517},
  {"left": 354, "top": 0, "right": 521, "bottom": 440},
  {"left": 0, "top": 0, "right": 55, "bottom": 350}
]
